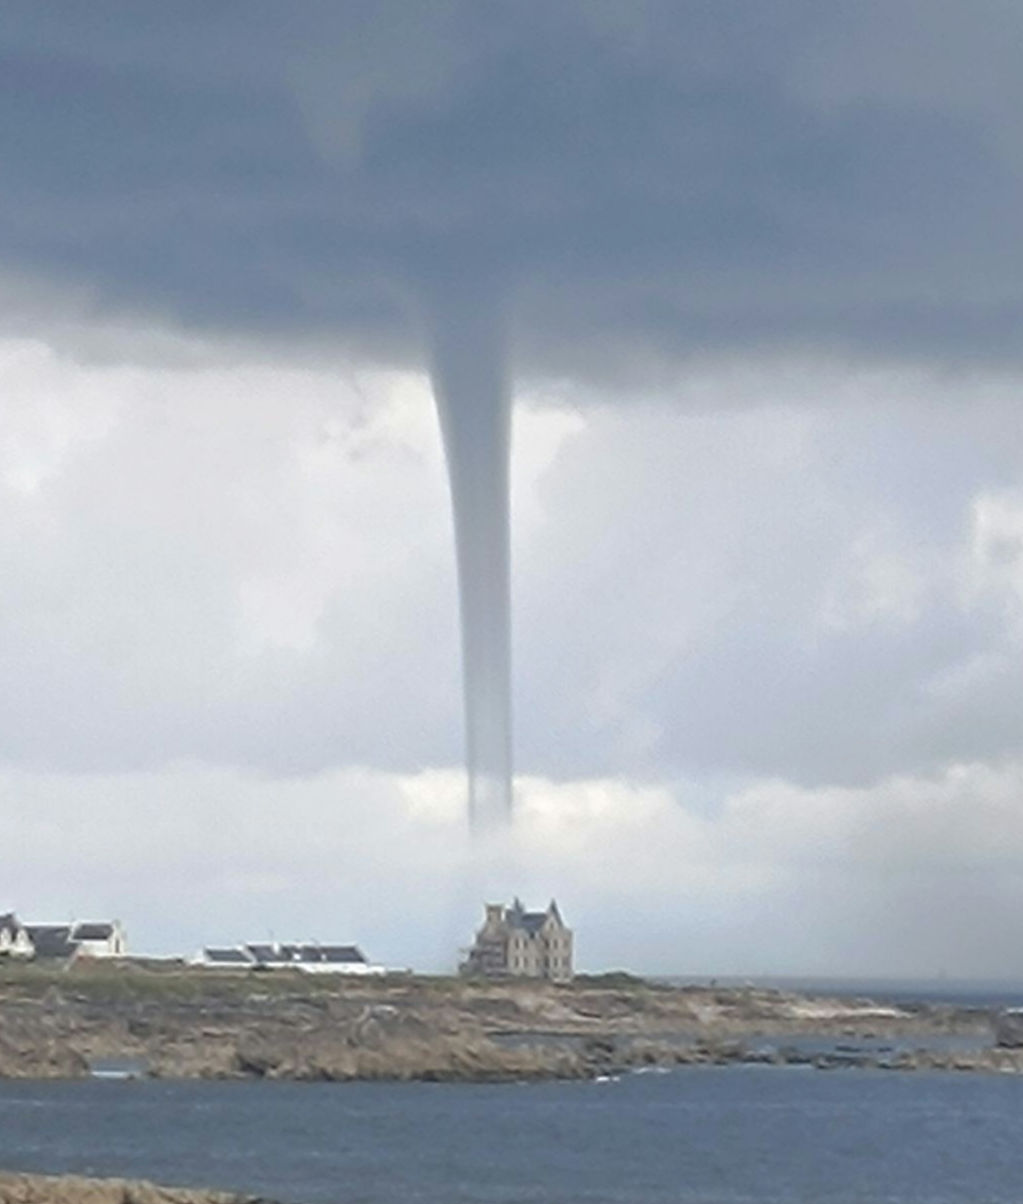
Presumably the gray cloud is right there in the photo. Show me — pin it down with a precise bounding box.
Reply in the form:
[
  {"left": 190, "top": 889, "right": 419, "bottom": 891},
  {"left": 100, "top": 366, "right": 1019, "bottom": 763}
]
[
  {"left": 2, "top": 351, "right": 1022, "bottom": 788},
  {"left": 514, "top": 375, "right": 1023, "bottom": 787},
  {"left": 1, "top": 3, "right": 1021, "bottom": 372},
  {"left": 0, "top": 353, "right": 463, "bottom": 775}
]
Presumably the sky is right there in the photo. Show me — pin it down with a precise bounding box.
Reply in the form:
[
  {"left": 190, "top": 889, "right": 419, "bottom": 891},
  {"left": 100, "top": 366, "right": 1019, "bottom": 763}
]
[{"left": 3, "top": 3, "right": 1023, "bottom": 976}]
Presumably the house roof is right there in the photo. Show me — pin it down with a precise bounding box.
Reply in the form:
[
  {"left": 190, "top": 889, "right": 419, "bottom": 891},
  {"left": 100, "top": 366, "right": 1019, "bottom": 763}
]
[
  {"left": 243, "top": 942, "right": 367, "bottom": 965},
  {"left": 304, "top": 944, "right": 365, "bottom": 964},
  {"left": 504, "top": 897, "right": 561, "bottom": 935},
  {"left": 245, "top": 943, "right": 281, "bottom": 964},
  {"left": 0, "top": 912, "right": 21, "bottom": 937},
  {"left": 25, "top": 924, "right": 76, "bottom": 958},
  {"left": 72, "top": 922, "right": 115, "bottom": 942},
  {"left": 203, "top": 947, "right": 252, "bottom": 964}
]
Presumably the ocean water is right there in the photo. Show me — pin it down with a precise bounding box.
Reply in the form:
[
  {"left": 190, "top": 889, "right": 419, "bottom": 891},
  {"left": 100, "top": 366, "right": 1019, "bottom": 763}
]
[
  {"left": 3, "top": 1067, "right": 1023, "bottom": 1204},
  {"left": 659, "top": 977, "right": 1023, "bottom": 1011}
]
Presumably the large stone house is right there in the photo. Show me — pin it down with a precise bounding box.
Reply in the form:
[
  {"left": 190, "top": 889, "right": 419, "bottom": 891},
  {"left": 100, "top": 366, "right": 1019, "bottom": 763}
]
[{"left": 461, "top": 898, "right": 573, "bottom": 982}]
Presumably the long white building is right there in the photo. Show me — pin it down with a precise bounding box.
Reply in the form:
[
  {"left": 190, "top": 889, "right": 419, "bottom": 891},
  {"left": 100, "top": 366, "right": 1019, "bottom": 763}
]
[{"left": 195, "top": 941, "right": 386, "bottom": 974}]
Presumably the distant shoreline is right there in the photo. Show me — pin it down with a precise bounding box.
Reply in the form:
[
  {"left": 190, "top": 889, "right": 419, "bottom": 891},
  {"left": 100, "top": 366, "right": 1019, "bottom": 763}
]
[
  {"left": 654, "top": 975, "right": 1023, "bottom": 1011},
  {"left": 0, "top": 961, "right": 1018, "bottom": 1082}
]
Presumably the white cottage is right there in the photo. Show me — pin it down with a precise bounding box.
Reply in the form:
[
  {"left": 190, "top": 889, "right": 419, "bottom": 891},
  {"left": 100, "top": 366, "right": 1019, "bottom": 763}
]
[
  {"left": 23, "top": 919, "right": 127, "bottom": 960},
  {"left": 0, "top": 913, "right": 34, "bottom": 959},
  {"left": 70, "top": 920, "right": 127, "bottom": 958}
]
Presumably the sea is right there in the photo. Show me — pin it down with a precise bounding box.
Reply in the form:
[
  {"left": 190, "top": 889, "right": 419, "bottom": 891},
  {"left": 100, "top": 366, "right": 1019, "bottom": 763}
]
[
  {"left": 4, "top": 978, "right": 1022, "bottom": 1204},
  {"left": 657, "top": 975, "right": 1023, "bottom": 1011},
  {"left": 3, "top": 1066, "right": 1023, "bottom": 1204}
]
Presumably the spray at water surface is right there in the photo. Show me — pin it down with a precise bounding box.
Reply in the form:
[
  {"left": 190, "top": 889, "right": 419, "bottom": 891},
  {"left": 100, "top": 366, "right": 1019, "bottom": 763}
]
[{"left": 426, "top": 289, "right": 513, "bottom": 829}]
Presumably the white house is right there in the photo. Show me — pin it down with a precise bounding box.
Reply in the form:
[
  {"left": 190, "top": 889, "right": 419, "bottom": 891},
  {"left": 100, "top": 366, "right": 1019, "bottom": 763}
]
[
  {"left": 0, "top": 913, "right": 34, "bottom": 959},
  {"left": 70, "top": 920, "right": 127, "bottom": 958},
  {"left": 23, "top": 919, "right": 127, "bottom": 960}
]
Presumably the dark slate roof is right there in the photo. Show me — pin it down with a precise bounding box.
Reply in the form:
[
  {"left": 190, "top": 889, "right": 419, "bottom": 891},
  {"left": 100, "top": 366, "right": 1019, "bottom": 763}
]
[
  {"left": 502, "top": 898, "right": 566, "bottom": 936},
  {"left": 204, "top": 947, "right": 252, "bottom": 964},
  {"left": 25, "top": 924, "right": 76, "bottom": 958},
  {"left": 306, "top": 945, "right": 365, "bottom": 964},
  {"left": 0, "top": 912, "right": 20, "bottom": 936},
  {"left": 240, "top": 942, "right": 368, "bottom": 966},
  {"left": 245, "top": 943, "right": 282, "bottom": 964},
  {"left": 72, "top": 922, "right": 114, "bottom": 941}
]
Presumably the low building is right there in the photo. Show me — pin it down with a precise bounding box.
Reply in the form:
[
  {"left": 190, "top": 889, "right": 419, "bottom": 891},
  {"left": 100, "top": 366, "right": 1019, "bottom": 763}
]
[
  {"left": 0, "top": 913, "right": 34, "bottom": 959},
  {"left": 194, "top": 941, "right": 385, "bottom": 974},
  {"left": 71, "top": 921, "right": 127, "bottom": 958},
  {"left": 23, "top": 919, "right": 127, "bottom": 961},
  {"left": 461, "top": 898, "right": 573, "bottom": 983}
]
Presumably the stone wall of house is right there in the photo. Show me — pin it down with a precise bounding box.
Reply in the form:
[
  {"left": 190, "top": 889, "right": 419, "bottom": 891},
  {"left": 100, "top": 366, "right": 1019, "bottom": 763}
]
[{"left": 462, "top": 899, "right": 573, "bottom": 981}]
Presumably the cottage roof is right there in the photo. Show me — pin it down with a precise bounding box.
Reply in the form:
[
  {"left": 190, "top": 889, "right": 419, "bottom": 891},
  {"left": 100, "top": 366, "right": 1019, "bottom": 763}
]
[
  {"left": 25, "top": 924, "right": 76, "bottom": 959},
  {"left": 245, "top": 943, "right": 282, "bottom": 964},
  {"left": 0, "top": 912, "right": 21, "bottom": 937},
  {"left": 306, "top": 944, "right": 365, "bottom": 964},
  {"left": 72, "top": 921, "right": 115, "bottom": 942},
  {"left": 204, "top": 947, "right": 252, "bottom": 964},
  {"left": 244, "top": 942, "right": 366, "bottom": 965}
]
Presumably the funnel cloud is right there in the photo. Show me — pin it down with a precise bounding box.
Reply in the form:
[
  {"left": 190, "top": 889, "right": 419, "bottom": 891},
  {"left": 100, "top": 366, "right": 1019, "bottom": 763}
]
[{"left": 426, "top": 288, "right": 512, "bottom": 826}]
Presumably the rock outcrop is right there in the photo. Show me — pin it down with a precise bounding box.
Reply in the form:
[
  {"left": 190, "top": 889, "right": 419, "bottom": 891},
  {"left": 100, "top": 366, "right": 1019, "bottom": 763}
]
[
  {"left": 0, "top": 964, "right": 1003, "bottom": 1081},
  {"left": 994, "top": 1009, "right": 1023, "bottom": 1048},
  {"left": 0, "top": 1171, "right": 276, "bottom": 1204}
]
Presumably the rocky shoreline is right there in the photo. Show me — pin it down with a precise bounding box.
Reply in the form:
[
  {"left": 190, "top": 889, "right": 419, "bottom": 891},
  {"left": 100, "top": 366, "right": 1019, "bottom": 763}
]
[
  {"left": 0, "top": 963, "right": 1015, "bottom": 1082},
  {"left": 0, "top": 1170, "right": 278, "bottom": 1204}
]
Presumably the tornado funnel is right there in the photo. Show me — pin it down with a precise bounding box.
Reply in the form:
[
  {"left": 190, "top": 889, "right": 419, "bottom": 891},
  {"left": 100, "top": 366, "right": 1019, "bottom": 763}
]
[{"left": 427, "top": 289, "right": 513, "bottom": 829}]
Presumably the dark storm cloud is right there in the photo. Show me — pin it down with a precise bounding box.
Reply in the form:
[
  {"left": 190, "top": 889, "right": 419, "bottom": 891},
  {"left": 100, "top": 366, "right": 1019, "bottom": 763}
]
[{"left": 1, "top": 2, "right": 1021, "bottom": 370}]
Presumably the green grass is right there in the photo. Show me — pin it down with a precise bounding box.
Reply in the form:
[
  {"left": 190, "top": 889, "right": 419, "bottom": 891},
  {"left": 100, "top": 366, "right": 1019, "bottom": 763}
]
[{"left": 0, "top": 959, "right": 659, "bottom": 1005}]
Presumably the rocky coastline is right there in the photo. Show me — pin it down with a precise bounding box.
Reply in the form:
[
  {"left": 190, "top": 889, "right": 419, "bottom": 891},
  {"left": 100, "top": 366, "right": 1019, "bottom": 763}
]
[
  {"left": 0, "top": 963, "right": 1015, "bottom": 1083},
  {"left": 0, "top": 1170, "right": 277, "bottom": 1204}
]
